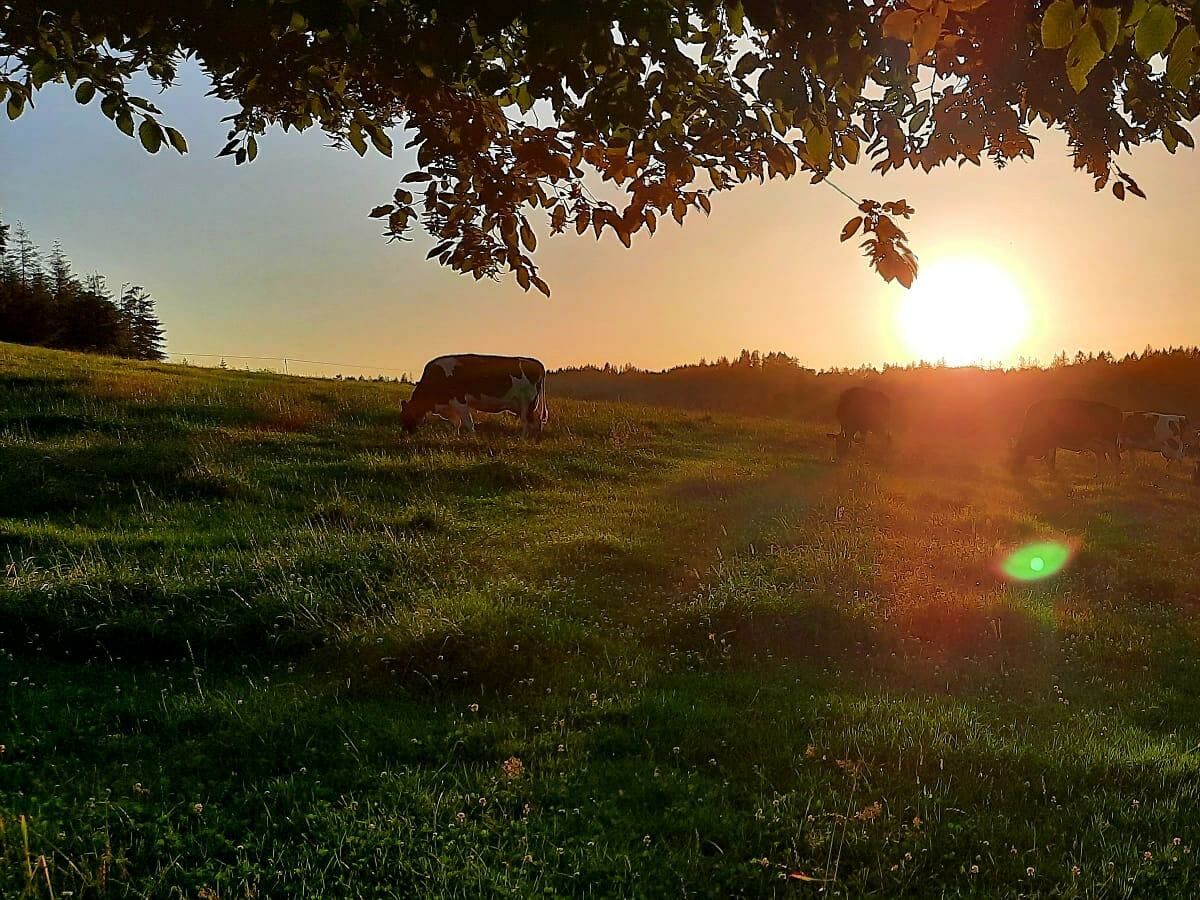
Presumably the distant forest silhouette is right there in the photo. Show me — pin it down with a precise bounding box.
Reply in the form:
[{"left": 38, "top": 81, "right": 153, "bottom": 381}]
[
  {"left": 0, "top": 215, "right": 165, "bottom": 360},
  {"left": 553, "top": 348, "right": 1200, "bottom": 441}
]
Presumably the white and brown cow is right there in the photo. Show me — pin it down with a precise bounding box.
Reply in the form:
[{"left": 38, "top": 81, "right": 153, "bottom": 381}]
[
  {"left": 1119, "top": 411, "right": 1197, "bottom": 471},
  {"left": 401, "top": 354, "right": 548, "bottom": 437}
]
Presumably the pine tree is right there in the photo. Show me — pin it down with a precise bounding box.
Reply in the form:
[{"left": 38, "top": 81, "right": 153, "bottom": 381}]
[
  {"left": 120, "top": 285, "right": 166, "bottom": 360},
  {"left": 9, "top": 223, "right": 43, "bottom": 289},
  {"left": 47, "top": 241, "right": 75, "bottom": 300}
]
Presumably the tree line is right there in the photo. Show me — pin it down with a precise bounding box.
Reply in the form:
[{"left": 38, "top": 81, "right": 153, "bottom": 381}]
[
  {"left": 553, "top": 347, "right": 1200, "bottom": 444},
  {"left": 0, "top": 214, "right": 166, "bottom": 360}
]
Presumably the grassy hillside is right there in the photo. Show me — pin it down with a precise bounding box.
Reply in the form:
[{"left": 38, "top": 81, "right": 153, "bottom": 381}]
[{"left": 1, "top": 343, "right": 1199, "bottom": 898}]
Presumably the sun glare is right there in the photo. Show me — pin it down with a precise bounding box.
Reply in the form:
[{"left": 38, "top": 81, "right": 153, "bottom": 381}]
[{"left": 897, "top": 257, "right": 1030, "bottom": 366}]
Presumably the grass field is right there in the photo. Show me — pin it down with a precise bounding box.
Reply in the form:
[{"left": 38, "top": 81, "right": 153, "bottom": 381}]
[{"left": 1, "top": 343, "right": 1199, "bottom": 898}]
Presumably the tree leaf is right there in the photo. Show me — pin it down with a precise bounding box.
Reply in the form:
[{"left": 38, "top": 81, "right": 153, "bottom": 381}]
[
  {"left": 1089, "top": 6, "right": 1121, "bottom": 52},
  {"left": 1066, "top": 24, "right": 1104, "bottom": 92},
  {"left": 882, "top": 9, "right": 920, "bottom": 42},
  {"left": 116, "top": 109, "right": 135, "bottom": 136},
  {"left": 1135, "top": 2, "right": 1177, "bottom": 59},
  {"left": 1042, "top": 0, "right": 1078, "bottom": 50},
  {"left": 726, "top": 0, "right": 745, "bottom": 37},
  {"left": 841, "top": 133, "right": 860, "bottom": 163},
  {"left": 1041, "top": 0, "right": 1080, "bottom": 50},
  {"left": 531, "top": 275, "right": 551, "bottom": 297},
  {"left": 165, "top": 126, "right": 188, "bottom": 154},
  {"left": 138, "top": 118, "right": 162, "bottom": 152},
  {"left": 1166, "top": 24, "right": 1199, "bottom": 90},
  {"left": 911, "top": 12, "right": 943, "bottom": 62},
  {"left": 348, "top": 123, "right": 367, "bottom": 155},
  {"left": 841, "top": 216, "right": 863, "bottom": 242},
  {"left": 74, "top": 81, "right": 96, "bottom": 105},
  {"left": 734, "top": 53, "right": 760, "bottom": 77},
  {"left": 520, "top": 220, "right": 536, "bottom": 251},
  {"left": 369, "top": 204, "right": 394, "bottom": 218}
]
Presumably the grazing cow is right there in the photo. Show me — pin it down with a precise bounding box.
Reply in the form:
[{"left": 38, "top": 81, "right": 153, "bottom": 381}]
[
  {"left": 401, "top": 354, "right": 548, "bottom": 436},
  {"left": 1120, "top": 411, "right": 1191, "bottom": 464},
  {"left": 1120, "top": 411, "right": 1200, "bottom": 481},
  {"left": 1010, "top": 398, "right": 1122, "bottom": 474},
  {"left": 828, "top": 386, "right": 892, "bottom": 460}
]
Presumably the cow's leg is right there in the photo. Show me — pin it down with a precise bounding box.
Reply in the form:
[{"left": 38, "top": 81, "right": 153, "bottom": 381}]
[{"left": 449, "top": 399, "right": 475, "bottom": 433}]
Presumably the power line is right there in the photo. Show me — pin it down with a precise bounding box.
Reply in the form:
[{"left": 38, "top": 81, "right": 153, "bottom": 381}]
[{"left": 168, "top": 353, "right": 411, "bottom": 374}]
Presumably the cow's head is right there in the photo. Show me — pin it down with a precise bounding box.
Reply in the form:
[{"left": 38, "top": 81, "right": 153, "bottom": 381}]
[{"left": 400, "top": 398, "right": 421, "bottom": 433}]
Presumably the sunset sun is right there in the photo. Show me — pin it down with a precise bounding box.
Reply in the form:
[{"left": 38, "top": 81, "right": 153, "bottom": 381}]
[{"left": 897, "top": 257, "right": 1030, "bottom": 366}]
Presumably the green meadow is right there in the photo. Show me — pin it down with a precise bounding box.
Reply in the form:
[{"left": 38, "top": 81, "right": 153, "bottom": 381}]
[{"left": 1, "top": 342, "right": 1198, "bottom": 898}]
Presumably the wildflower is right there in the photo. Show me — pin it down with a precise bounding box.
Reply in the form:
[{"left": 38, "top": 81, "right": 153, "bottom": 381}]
[
  {"left": 969, "top": 865, "right": 979, "bottom": 875},
  {"left": 904, "top": 852, "right": 913, "bottom": 862},
  {"left": 468, "top": 703, "right": 479, "bottom": 714},
  {"left": 1071, "top": 865, "right": 1081, "bottom": 877},
  {"left": 1131, "top": 799, "right": 1140, "bottom": 810},
  {"left": 193, "top": 803, "right": 204, "bottom": 815},
  {"left": 501, "top": 756, "right": 524, "bottom": 779},
  {"left": 557, "top": 744, "right": 565, "bottom": 753},
  {"left": 1174, "top": 837, "right": 1182, "bottom": 847},
  {"left": 479, "top": 796, "right": 488, "bottom": 807},
  {"left": 1143, "top": 851, "right": 1153, "bottom": 861},
  {"left": 455, "top": 812, "right": 466, "bottom": 823},
  {"left": 804, "top": 745, "right": 817, "bottom": 759},
  {"left": 1026, "top": 867, "right": 1035, "bottom": 877},
  {"left": 855, "top": 802, "right": 883, "bottom": 822},
  {"left": 522, "top": 854, "right": 533, "bottom": 864},
  {"left": 643, "top": 835, "right": 652, "bottom": 846}
]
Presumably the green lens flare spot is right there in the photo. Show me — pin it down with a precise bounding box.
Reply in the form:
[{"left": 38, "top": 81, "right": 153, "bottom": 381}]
[{"left": 1001, "top": 541, "right": 1071, "bottom": 582}]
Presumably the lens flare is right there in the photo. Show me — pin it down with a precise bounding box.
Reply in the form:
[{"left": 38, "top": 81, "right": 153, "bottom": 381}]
[{"left": 999, "top": 541, "right": 1072, "bottom": 582}]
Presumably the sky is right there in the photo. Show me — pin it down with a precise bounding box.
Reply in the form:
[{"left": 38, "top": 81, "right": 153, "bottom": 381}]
[{"left": 2, "top": 63, "right": 1198, "bottom": 378}]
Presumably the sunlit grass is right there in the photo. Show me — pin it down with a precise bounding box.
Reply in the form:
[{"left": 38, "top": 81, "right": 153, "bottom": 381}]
[{"left": 0, "top": 342, "right": 1198, "bottom": 897}]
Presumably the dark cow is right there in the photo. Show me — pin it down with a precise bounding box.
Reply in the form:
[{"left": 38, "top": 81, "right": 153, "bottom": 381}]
[
  {"left": 1010, "top": 398, "right": 1121, "bottom": 474},
  {"left": 828, "top": 386, "right": 892, "bottom": 460},
  {"left": 401, "top": 354, "right": 548, "bottom": 436}
]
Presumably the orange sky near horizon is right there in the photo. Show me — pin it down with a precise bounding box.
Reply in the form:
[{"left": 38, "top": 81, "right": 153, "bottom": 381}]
[{"left": 2, "top": 63, "right": 1198, "bottom": 379}]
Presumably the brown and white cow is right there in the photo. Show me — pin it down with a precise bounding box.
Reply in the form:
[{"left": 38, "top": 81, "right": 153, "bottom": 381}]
[
  {"left": 827, "top": 386, "right": 893, "bottom": 460},
  {"left": 1010, "top": 398, "right": 1122, "bottom": 474},
  {"left": 1119, "top": 411, "right": 1196, "bottom": 468},
  {"left": 400, "top": 354, "right": 548, "bottom": 436}
]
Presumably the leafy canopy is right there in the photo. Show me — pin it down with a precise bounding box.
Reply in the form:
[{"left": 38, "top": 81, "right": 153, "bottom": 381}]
[{"left": 3, "top": 0, "right": 1198, "bottom": 294}]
